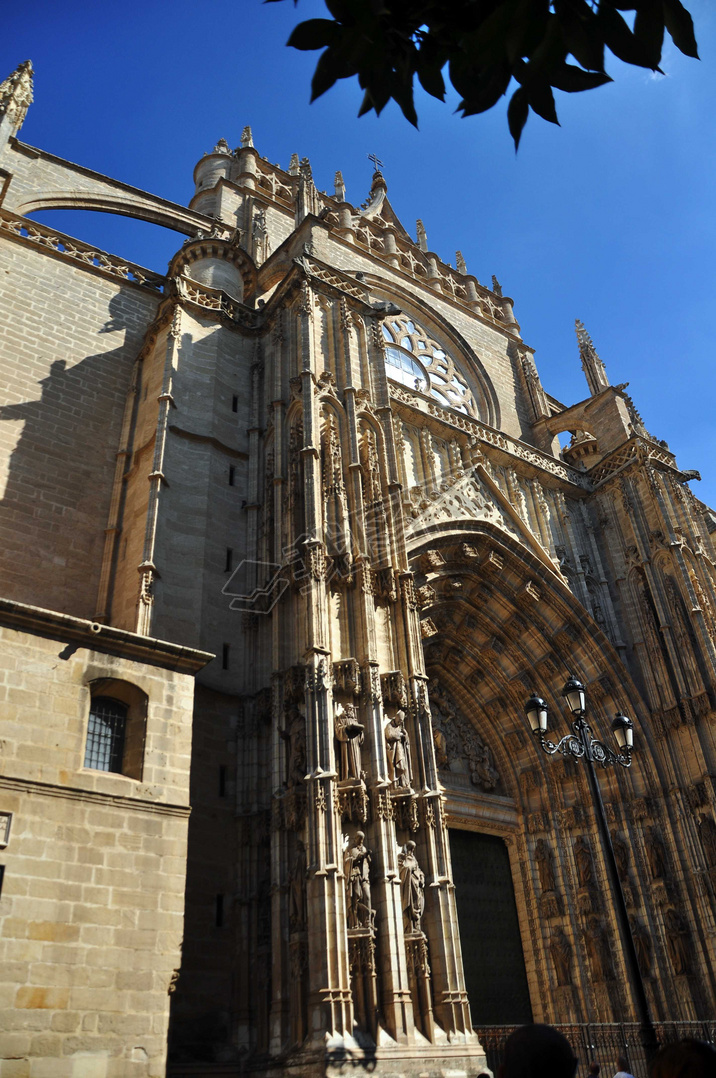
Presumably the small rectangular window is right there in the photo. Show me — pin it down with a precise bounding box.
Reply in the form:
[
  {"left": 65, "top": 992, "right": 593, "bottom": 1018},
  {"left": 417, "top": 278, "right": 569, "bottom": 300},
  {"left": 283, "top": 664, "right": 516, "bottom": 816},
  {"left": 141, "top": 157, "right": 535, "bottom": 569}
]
[
  {"left": 215, "top": 894, "right": 224, "bottom": 927},
  {"left": 219, "top": 766, "right": 227, "bottom": 797},
  {"left": 225, "top": 548, "right": 233, "bottom": 572},
  {"left": 222, "top": 643, "right": 230, "bottom": 670},
  {"left": 232, "top": 395, "right": 238, "bottom": 412},
  {"left": 229, "top": 466, "right": 235, "bottom": 486}
]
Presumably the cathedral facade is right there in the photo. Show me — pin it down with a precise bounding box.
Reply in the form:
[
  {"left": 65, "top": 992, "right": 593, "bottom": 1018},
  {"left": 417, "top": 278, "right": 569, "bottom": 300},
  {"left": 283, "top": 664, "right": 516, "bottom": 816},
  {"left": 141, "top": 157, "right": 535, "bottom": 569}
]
[{"left": 1, "top": 62, "right": 715, "bottom": 1078}]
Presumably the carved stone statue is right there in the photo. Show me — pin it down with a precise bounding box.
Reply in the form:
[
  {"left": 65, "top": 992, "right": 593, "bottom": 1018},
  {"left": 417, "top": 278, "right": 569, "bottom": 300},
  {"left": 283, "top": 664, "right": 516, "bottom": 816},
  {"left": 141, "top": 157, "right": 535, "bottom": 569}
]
[
  {"left": 385, "top": 710, "right": 413, "bottom": 789},
  {"left": 583, "top": 915, "right": 613, "bottom": 982},
  {"left": 549, "top": 926, "right": 573, "bottom": 986},
  {"left": 288, "top": 841, "right": 307, "bottom": 931},
  {"left": 610, "top": 830, "right": 630, "bottom": 880},
  {"left": 630, "top": 918, "right": 653, "bottom": 977},
  {"left": 699, "top": 814, "right": 716, "bottom": 870},
  {"left": 334, "top": 703, "right": 364, "bottom": 783},
  {"left": 574, "top": 836, "right": 594, "bottom": 889},
  {"left": 281, "top": 705, "right": 307, "bottom": 787},
  {"left": 433, "top": 725, "right": 449, "bottom": 770},
  {"left": 664, "top": 908, "right": 690, "bottom": 975},
  {"left": 646, "top": 828, "right": 666, "bottom": 880},
  {"left": 535, "top": 840, "right": 556, "bottom": 893},
  {"left": 344, "top": 832, "right": 374, "bottom": 929},
  {"left": 399, "top": 840, "right": 425, "bottom": 933}
]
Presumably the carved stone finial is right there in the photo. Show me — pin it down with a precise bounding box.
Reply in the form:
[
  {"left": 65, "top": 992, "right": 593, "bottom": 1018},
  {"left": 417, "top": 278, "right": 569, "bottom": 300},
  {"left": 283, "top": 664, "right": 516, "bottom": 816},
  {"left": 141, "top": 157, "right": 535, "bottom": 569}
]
[
  {"left": 334, "top": 170, "right": 346, "bottom": 201},
  {"left": 213, "top": 138, "right": 231, "bottom": 155},
  {"left": 289, "top": 152, "right": 300, "bottom": 175},
  {"left": 299, "top": 157, "right": 313, "bottom": 182},
  {"left": 456, "top": 250, "right": 467, "bottom": 274},
  {"left": 416, "top": 219, "right": 428, "bottom": 252},
  {"left": 491, "top": 274, "right": 503, "bottom": 296},
  {"left": 240, "top": 125, "right": 254, "bottom": 148},
  {"left": 0, "top": 60, "right": 33, "bottom": 137},
  {"left": 575, "top": 318, "right": 610, "bottom": 397}
]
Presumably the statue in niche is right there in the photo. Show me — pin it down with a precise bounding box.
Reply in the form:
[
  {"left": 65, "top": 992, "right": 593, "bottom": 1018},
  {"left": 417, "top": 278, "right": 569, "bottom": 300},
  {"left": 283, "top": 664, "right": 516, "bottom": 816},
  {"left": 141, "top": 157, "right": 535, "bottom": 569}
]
[
  {"left": 583, "top": 915, "right": 613, "bottom": 982},
  {"left": 630, "top": 918, "right": 653, "bottom": 977},
  {"left": 549, "top": 926, "right": 573, "bottom": 986},
  {"left": 433, "top": 725, "right": 449, "bottom": 770},
  {"left": 361, "top": 430, "right": 383, "bottom": 506},
  {"left": 574, "top": 836, "right": 594, "bottom": 889},
  {"left": 610, "top": 831, "right": 630, "bottom": 880},
  {"left": 334, "top": 703, "right": 364, "bottom": 783},
  {"left": 535, "top": 840, "right": 557, "bottom": 893},
  {"left": 646, "top": 828, "right": 666, "bottom": 880},
  {"left": 288, "top": 841, "right": 307, "bottom": 931},
  {"left": 385, "top": 710, "right": 413, "bottom": 789},
  {"left": 399, "top": 840, "right": 425, "bottom": 933},
  {"left": 344, "top": 832, "right": 374, "bottom": 929},
  {"left": 281, "top": 705, "right": 307, "bottom": 787},
  {"left": 699, "top": 815, "right": 716, "bottom": 870},
  {"left": 664, "top": 908, "right": 690, "bottom": 975}
]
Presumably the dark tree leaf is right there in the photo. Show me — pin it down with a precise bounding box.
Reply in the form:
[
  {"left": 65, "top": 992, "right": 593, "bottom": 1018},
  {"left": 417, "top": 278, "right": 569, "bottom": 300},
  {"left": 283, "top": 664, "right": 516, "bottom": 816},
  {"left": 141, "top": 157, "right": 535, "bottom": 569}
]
[
  {"left": 274, "top": 0, "right": 699, "bottom": 149},
  {"left": 633, "top": 0, "right": 665, "bottom": 68},
  {"left": 663, "top": 0, "right": 699, "bottom": 57},
  {"left": 507, "top": 86, "right": 530, "bottom": 149},
  {"left": 550, "top": 62, "right": 612, "bottom": 92},
  {"left": 598, "top": 4, "right": 661, "bottom": 68},
  {"left": 287, "top": 18, "right": 338, "bottom": 51},
  {"left": 524, "top": 78, "right": 560, "bottom": 124}
]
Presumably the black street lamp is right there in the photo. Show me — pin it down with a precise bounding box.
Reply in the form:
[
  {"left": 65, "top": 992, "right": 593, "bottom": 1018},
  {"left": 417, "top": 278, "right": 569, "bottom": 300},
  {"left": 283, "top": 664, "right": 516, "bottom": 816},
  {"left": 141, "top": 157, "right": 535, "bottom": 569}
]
[{"left": 524, "top": 675, "right": 657, "bottom": 1063}]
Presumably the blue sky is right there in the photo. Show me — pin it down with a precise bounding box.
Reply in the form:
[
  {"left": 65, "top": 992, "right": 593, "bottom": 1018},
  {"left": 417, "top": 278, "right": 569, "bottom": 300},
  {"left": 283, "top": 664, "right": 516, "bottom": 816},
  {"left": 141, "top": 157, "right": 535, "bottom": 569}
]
[{"left": 3, "top": 1, "right": 716, "bottom": 505}]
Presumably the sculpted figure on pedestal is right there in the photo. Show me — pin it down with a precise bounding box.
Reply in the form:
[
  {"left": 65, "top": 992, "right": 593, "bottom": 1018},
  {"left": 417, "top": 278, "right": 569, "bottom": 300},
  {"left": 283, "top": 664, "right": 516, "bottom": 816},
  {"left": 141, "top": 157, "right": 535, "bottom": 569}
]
[
  {"left": 344, "top": 832, "right": 374, "bottom": 929},
  {"left": 535, "top": 839, "right": 557, "bottom": 893},
  {"left": 583, "top": 915, "right": 613, "bottom": 981},
  {"left": 385, "top": 710, "right": 413, "bottom": 789},
  {"left": 549, "top": 926, "right": 573, "bottom": 986},
  {"left": 664, "top": 907, "right": 690, "bottom": 974},
  {"left": 646, "top": 828, "right": 667, "bottom": 880},
  {"left": 335, "top": 702, "right": 364, "bottom": 782},
  {"left": 699, "top": 814, "right": 716, "bottom": 870},
  {"left": 574, "top": 836, "right": 594, "bottom": 889},
  {"left": 281, "top": 706, "right": 307, "bottom": 787},
  {"left": 399, "top": 840, "right": 425, "bottom": 932},
  {"left": 288, "top": 841, "right": 307, "bottom": 931}
]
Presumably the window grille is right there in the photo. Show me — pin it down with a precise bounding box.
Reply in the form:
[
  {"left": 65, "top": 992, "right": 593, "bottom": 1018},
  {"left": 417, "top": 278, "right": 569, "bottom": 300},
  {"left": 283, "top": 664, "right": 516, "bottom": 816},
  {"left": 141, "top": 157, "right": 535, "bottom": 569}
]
[{"left": 84, "top": 696, "right": 127, "bottom": 773}]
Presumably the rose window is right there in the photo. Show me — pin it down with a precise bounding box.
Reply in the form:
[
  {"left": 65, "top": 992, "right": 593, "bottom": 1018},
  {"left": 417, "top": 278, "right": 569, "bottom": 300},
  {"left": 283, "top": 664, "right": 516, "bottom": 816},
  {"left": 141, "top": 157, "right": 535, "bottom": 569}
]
[{"left": 381, "top": 315, "right": 478, "bottom": 416}]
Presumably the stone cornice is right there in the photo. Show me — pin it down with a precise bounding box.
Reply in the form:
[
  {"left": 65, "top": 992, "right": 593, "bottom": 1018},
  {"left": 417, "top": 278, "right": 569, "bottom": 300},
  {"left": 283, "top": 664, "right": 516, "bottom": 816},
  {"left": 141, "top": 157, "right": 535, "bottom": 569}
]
[
  {"left": 0, "top": 597, "right": 213, "bottom": 674},
  {"left": 389, "top": 385, "right": 592, "bottom": 491},
  {"left": 0, "top": 773, "right": 191, "bottom": 817}
]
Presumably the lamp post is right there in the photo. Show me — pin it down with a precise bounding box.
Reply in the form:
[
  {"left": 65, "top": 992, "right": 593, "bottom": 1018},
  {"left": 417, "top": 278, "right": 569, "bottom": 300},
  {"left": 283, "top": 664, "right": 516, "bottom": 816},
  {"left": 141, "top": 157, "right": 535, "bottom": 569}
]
[{"left": 524, "top": 675, "right": 657, "bottom": 1063}]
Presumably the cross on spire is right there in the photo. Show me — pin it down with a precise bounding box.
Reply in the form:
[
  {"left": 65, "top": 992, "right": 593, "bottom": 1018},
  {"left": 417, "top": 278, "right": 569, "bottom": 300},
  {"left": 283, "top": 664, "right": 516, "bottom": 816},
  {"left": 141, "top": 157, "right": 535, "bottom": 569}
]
[{"left": 367, "top": 152, "right": 384, "bottom": 172}]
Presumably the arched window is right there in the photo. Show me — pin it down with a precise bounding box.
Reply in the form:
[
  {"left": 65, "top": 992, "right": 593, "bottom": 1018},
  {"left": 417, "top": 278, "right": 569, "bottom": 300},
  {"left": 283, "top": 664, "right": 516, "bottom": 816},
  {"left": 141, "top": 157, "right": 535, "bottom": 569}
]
[
  {"left": 381, "top": 314, "right": 478, "bottom": 416},
  {"left": 84, "top": 696, "right": 127, "bottom": 773},
  {"left": 83, "top": 679, "right": 148, "bottom": 779}
]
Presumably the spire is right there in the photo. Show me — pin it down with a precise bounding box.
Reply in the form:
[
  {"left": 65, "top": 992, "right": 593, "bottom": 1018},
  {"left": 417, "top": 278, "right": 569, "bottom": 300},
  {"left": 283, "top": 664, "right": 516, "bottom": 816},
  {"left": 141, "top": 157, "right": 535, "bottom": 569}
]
[
  {"left": 456, "top": 251, "right": 467, "bottom": 275},
  {"left": 416, "top": 219, "right": 428, "bottom": 252},
  {"left": 240, "top": 125, "right": 254, "bottom": 148},
  {"left": 0, "top": 60, "right": 33, "bottom": 144},
  {"left": 289, "top": 153, "right": 299, "bottom": 176},
  {"left": 576, "top": 319, "right": 610, "bottom": 397},
  {"left": 334, "top": 170, "right": 345, "bottom": 201},
  {"left": 491, "top": 275, "right": 502, "bottom": 296}
]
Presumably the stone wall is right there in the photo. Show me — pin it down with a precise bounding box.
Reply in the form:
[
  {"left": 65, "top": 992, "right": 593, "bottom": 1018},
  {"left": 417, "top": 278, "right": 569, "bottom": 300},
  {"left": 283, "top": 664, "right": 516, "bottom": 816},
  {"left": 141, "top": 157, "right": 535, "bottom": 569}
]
[
  {"left": 0, "top": 232, "right": 159, "bottom": 619},
  {"left": 0, "top": 601, "right": 210, "bottom": 1077}
]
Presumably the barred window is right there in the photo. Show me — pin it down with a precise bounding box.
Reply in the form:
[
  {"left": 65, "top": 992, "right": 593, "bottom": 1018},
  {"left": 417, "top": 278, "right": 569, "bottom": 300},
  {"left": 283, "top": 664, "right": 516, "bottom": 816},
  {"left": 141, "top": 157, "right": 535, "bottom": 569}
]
[{"left": 84, "top": 696, "right": 127, "bottom": 773}]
